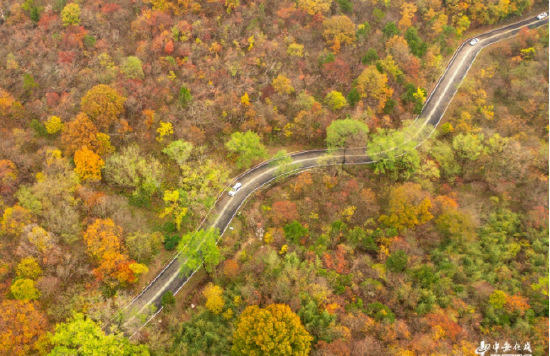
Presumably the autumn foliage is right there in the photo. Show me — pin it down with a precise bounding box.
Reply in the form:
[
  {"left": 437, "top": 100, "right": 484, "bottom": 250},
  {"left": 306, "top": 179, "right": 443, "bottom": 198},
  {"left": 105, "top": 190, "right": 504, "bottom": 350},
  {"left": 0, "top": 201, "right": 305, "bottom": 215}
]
[
  {"left": 0, "top": 300, "right": 48, "bottom": 356},
  {"left": 74, "top": 147, "right": 105, "bottom": 181},
  {"left": 83, "top": 219, "right": 147, "bottom": 288},
  {"left": 80, "top": 85, "right": 126, "bottom": 130},
  {"left": 61, "top": 113, "right": 100, "bottom": 156},
  {"left": 232, "top": 304, "right": 313, "bottom": 356}
]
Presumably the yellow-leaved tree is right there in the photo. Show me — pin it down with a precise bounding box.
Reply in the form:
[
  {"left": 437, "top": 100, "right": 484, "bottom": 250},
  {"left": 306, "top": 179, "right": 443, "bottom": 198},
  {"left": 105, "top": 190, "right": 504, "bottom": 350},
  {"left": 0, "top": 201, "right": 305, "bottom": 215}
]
[
  {"left": 378, "top": 183, "right": 433, "bottom": 230},
  {"left": 1, "top": 205, "right": 33, "bottom": 238},
  {"left": 356, "top": 65, "right": 388, "bottom": 100},
  {"left": 80, "top": 85, "right": 126, "bottom": 130},
  {"left": 232, "top": 304, "right": 313, "bottom": 356},
  {"left": 160, "top": 190, "right": 188, "bottom": 231},
  {"left": 298, "top": 0, "right": 333, "bottom": 15},
  {"left": 203, "top": 284, "right": 225, "bottom": 315},
  {"left": 45, "top": 116, "right": 64, "bottom": 134},
  {"left": 398, "top": 2, "right": 417, "bottom": 31},
  {"left": 16, "top": 257, "right": 43, "bottom": 280},
  {"left": 322, "top": 16, "right": 356, "bottom": 47},
  {"left": 272, "top": 74, "right": 295, "bottom": 95}
]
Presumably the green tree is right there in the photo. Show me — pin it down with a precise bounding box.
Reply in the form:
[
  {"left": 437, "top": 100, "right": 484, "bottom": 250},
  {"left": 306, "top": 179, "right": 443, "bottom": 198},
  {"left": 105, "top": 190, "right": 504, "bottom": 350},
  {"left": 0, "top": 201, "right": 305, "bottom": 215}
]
[
  {"left": 269, "top": 150, "right": 300, "bottom": 179},
  {"left": 489, "top": 290, "right": 508, "bottom": 309},
  {"left": 362, "top": 48, "right": 379, "bottom": 64},
  {"left": 436, "top": 209, "right": 477, "bottom": 243},
  {"left": 178, "top": 227, "right": 221, "bottom": 276},
  {"left": 383, "top": 22, "right": 399, "bottom": 38},
  {"left": 297, "top": 91, "right": 316, "bottom": 110},
  {"left": 103, "top": 145, "right": 163, "bottom": 196},
  {"left": 30, "top": 119, "right": 48, "bottom": 137},
  {"left": 326, "top": 118, "right": 369, "bottom": 152},
  {"left": 373, "top": 8, "right": 386, "bottom": 22},
  {"left": 452, "top": 133, "right": 484, "bottom": 161},
  {"left": 162, "top": 140, "right": 194, "bottom": 166},
  {"left": 366, "top": 302, "right": 395, "bottom": 323},
  {"left": 60, "top": 3, "right": 81, "bottom": 27},
  {"left": 368, "top": 127, "right": 421, "bottom": 181},
  {"left": 84, "top": 35, "right": 96, "bottom": 47},
  {"left": 179, "top": 86, "right": 192, "bottom": 107},
  {"left": 30, "top": 6, "right": 41, "bottom": 22},
  {"left": 225, "top": 131, "right": 268, "bottom": 169},
  {"left": 404, "top": 27, "right": 428, "bottom": 57},
  {"left": 23, "top": 74, "right": 38, "bottom": 96},
  {"left": 386, "top": 250, "right": 408, "bottom": 272},
  {"left": 336, "top": 0, "right": 352, "bottom": 12},
  {"left": 232, "top": 304, "right": 313, "bottom": 356},
  {"left": 284, "top": 220, "right": 308, "bottom": 244},
  {"left": 48, "top": 313, "right": 149, "bottom": 356},
  {"left": 298, "top": 297, "right": 336, "bottom": 342},
  {"left": 179, "top": 159, "right": 229, "bottom": 204},
  {"left": 126, "top": 232, "right": 163, "bottom": 263},
  {"left": 16, "top": 186, "right": 43, "bottom": 215},
  {"left": 346, "top": 88, "right": 361, "bottom": 107},
  {"left": 356, "top": 21, "right": 371, "bottom": 40},
  {"left": 121, "top": 56, "right": 144, "bottom": 79},
  {"left": 430, "top": 141, "right": 461, "bottom": 180},
  {"left": 452, "top": 133, "right": 484, "bottom": 176},
  {"left": 174, "top": 308, "right": 233, "bottom": 355}
]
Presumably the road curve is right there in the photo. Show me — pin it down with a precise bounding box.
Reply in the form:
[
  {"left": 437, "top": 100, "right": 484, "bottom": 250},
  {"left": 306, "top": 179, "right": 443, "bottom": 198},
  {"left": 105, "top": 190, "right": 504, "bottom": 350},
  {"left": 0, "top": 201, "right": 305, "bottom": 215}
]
[{"left": 123, "top": 16, "right": 549, "bottom": 332}]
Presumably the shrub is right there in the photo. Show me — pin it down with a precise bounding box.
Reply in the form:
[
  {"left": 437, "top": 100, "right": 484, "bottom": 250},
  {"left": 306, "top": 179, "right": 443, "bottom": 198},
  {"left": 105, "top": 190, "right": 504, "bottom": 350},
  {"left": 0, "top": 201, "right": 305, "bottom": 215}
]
[
  {"left": 30, "top": 120, "right": 48, "bottom": 137},
  {"left": 162, "top": 291, "right": 176, "bottom": 309},
  {"left": 121, "top": 56, "right": 144, "bottom": 80}
]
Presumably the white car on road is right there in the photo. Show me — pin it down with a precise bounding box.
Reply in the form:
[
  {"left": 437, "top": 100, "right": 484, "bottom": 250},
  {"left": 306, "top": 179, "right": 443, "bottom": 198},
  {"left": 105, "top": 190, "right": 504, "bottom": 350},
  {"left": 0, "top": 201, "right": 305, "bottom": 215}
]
[
  {"left": 537, "top": 12, "right": 548, "bottom": 20},
  {"left": 228, "top": 182, "right": 242, "bottom": 197},
  {"left": 470, "top": 38, "right": 480, "bottom": 46}
]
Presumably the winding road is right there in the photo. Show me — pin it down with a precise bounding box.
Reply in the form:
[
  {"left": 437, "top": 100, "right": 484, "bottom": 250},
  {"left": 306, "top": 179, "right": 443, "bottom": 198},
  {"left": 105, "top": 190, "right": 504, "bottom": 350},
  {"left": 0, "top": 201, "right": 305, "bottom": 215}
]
[{"left": 122, "top": 15, "right": 549, "bottom": 334}]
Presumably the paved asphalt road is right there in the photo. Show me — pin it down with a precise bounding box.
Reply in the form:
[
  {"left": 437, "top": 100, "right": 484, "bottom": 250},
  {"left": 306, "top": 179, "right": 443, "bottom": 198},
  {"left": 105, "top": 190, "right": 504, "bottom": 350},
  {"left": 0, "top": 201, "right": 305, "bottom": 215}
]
[{"left": 121, "top": 15, "right": 549, "bottom": 333}]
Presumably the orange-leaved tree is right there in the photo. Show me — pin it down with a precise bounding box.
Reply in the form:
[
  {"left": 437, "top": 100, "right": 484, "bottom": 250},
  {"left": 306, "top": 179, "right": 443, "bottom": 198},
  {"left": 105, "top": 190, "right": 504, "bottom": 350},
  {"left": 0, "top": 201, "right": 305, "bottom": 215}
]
[
  {"left": 0, "top": 300, "right": 48, "bottom": 356},
  {"left": 83, "top": 218, "right": 123, "bottom": 262},
  {"left": 80, "top": 84, "right": 126, "bottom": 130},
  {"left": 0, "top": 159, "right": 18, "bottom": 198},
  {"left": 74, "top": 147, "right": 105, "bottom": 181},
  {"left": 271, "top": 200, "right": 299, "bottom": 225},
  {"left": 232, "top": 304, "right": 313, "bottom": 356},
  {"left": 83, "top": 218, "right": 147, "bottom": 288},
  {"left": 61, "top": 113, "right": 100, "bottom": 156}
]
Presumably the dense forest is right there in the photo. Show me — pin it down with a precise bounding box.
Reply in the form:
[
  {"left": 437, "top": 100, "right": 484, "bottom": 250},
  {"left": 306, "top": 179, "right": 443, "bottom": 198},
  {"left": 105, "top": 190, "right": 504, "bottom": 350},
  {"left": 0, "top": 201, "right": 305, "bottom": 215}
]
[{"left": 0, "top": 0, "right": 548, "bottom": 354}]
